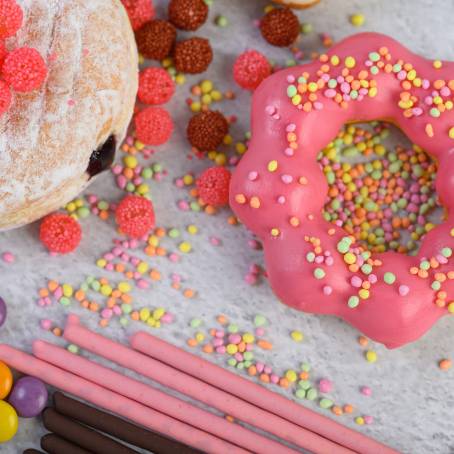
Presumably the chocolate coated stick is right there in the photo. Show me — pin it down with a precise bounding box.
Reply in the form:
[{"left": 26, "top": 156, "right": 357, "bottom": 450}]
[
  {"left": 41, "top": 433, "right": 92, "bottom": 454},
  {"left": 54, "top": 392, "right": 202, "bottom": 454},
  {"left": 43, "top": 408, "right": 138, "bottom": 454}
]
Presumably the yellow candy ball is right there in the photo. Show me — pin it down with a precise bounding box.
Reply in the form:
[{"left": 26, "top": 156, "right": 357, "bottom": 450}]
[
  {"left": 100, "top": 285, "right": 112, "bottom": 296},
  {"left": 365, "top": 350, "right": 377, "bottom": 363},
  {"left": 175, "top": 74, "right": 186, "bottom": 85},
  {"left": 200, "top": 80, "right": 213, "bottom": 93},
  {"left": 201, "top": 94, "right": 212, "bottom": 105},
  {"left": 345, "top": 56, "right": 356, "bottom": 68},
  {"left": 190, "top": 101, "right": 201, "bottom": 113},
  {"left": 215, "top": 153, "right": 227, "bottom": 166},
  {"left": 66, "top": 202, "right": 76, "bottom": 212},
  {"left": 285, "top": 370, "right": 297, "bottom": 382},
  {"left": 140, "top": 308, "right": 150, "bottom": 322},
  {"left": 187, "top": 225, "right": 198, "bottom": 235},
  {"left": 226, "top": 344, "right": 238, "bottom": 355},
  {"left": 179, "top": 242, "right": 192, "bottom": 253},
  {"left": 350, "top": 13, "right": 365, "bottom": 27},
  {"left": 118, "top": 282, "right": 131, "bottom": 293},
  {"left": 242, "top": 333, "right": 255, "bottom": 344},
  {"left": 290, "top": 330, "right": 304, "bottom": 342},
  {"left": 0, "top": 401, "right": 17, "bottom": 442},
  {"left": 211, "top": 90, "right": 223, "bottom": 101},
  {"left": 223, "top": 134, "right": 233, "bottom": 145},
  {"left": 137, "top": 262, "right": 149, "bottom": 274},
  {"left": 123, "top": 155, "right": 138, "bottom": 169},
  {"left": 153, "top": 308, "right": 165, "bottom": 320}
]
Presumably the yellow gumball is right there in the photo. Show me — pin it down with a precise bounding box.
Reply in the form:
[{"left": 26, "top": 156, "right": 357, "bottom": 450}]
[{"left": 0, "top": 401, "right": 18, "bottom": 443}]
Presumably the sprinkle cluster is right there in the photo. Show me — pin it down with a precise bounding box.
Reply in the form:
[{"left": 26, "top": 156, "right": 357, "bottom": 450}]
[
  {"left": 286, "top": 46, "right": 454, "bottom": 140},
  {"left": 319, "top": 123, "right": 440, "bottom": 253},
  {"left": 186, "top": 313, "right": 373, "bottom": 424}
]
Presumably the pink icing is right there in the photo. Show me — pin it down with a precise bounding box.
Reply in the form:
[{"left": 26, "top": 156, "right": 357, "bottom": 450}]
[{"left": 230, "top": 33, "right": 454, "bottom": 348}]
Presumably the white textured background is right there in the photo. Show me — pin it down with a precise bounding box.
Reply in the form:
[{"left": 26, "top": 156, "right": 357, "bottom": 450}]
[{"left": 1, "top": 0, "right": 454, "bottom": 453}]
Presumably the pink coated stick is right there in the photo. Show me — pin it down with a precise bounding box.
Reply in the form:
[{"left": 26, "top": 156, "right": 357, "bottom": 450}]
[
  {"left": 33, "top": 340, "right": 293, "bottom": 454},
  {"left": 131, "top": 331, "right": 398, "bottom": 454},
  {"left": 64, "top": 314, "right": 353, "bottom": 454},
  {"left": 0, "top": 344, "right": 246, "bottom": 454}
]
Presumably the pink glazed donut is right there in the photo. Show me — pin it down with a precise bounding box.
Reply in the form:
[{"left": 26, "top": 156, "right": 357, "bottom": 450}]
[{"left": 230, "top": 32, "right": 454, "bottom": 348}]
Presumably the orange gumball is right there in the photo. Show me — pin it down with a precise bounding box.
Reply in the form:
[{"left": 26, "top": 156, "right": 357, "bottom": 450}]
[{"left": 0, "top": 361, "right": 13, "bottom": 400}]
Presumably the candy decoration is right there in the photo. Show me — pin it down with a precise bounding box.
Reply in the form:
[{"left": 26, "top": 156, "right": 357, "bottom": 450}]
[
  {"left": 0, "top": 297, "right": 6, "bottom": 328},
  {"left": 168, "top": 0, "right": 208, "bottom": 31},
  {"left": 0, "top": 0, "right": 23, "bottom": 39},
  {"left": 120, "top": 0, "right": 155, "bottom": 31},
  {"left": 115, "top": 195, "right": 155, "bottom": 239},
  {"left": 0, "top": 2, "right": 48, "bottom": 118},
  {"left": 233, "top": 50, "right": 272, "bottom": 90},
  {"left": 138, "top": 67, "right": 175, "bottom": 105},
  {"left": 0, "top": 400, "right": 18, "bottom": 443},
  {"left": 196, "top": 167, "right": 231, "bottom": 207},
  {"left": 39, "top": 213, "right": 82, "bottom": 254},
  {"left": 135, "top": 106, "right": 173, "bottom": 145},
  {"left": 260, "top": 8, "right": 300, "bottom": 47},
  {"left": 2, "top": 47, "right": 48, "bottom": 93},
  {"left": 174, "top": 37, "right": 213, "bottom": 74},
  {"left": 0, "top": 361, "right": 12, "bottom": 399},
  {"left": 135, "top": 20, "right": 176, "bottom": 61},
  {"left": 8, "top": 376, "right": 48, "bottom": 418},
  {"left": 187, "top": 110, "right": 228, "bottom": 151}
]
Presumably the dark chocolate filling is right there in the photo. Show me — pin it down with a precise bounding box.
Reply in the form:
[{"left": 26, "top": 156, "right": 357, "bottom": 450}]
[{"left": 86, "top": 135, "right": 116, "bottom": 178}]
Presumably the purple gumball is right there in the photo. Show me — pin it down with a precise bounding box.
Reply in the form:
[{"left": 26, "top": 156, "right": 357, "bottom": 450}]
[
  {"left": 8, "top": 377, "right": 48, "bottom": 418},
  {"left": 0, "top": 297, "right": 6, "bottom": 327}
]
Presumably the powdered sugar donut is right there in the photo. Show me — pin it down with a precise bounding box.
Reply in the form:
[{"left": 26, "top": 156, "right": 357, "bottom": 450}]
[
  {"left": 230, "top": 33, "right": 454, "bottom": 348},
  {"left": 0, "top": 0, "right": 138, "bottom": 230}
]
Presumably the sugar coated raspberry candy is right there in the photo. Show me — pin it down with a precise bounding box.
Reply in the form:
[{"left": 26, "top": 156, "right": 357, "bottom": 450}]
[
  {"left": 187, "top": 110, "right": 228, "bottom": 151},
  {"left": 0, "top": 80, "right": 12, "bottom": 116},
  {"left": 0, "top": 0, "right": 23, "bottom": 39},
  {"left": 135, "top": 20, "right": 176, "bottom": 61},
  {"left": 116, "top": 195, "right": 155, "bottom": 238},
  {"left": 39, "top": 213, "right": 82, "bottom": 254},
  {"left": 135, "top": 106, "right": 173, "bottom": 145},
  {"left": 260, "top": 8, "right": 300, "bottom": 47},
  {"left": 196, "top": 166, "right": 231, "bottom": 207},
  {"left": 138, "top": 67, "right": 175, "bottom": 105},
  {"left": 173, "top": 37, "right": 212, "bottom": 74},
  {"left": 2, "top": 47, "right": 47, "bottom": 93},
  {"left": 121, "top": 0, "right": 155, "bottom": 31},
  {"left": 168, "top": 0, "right": 208, "bottom": 31},
  {"left": 233, "top": 50, "right": 271, "bottom": 90}
]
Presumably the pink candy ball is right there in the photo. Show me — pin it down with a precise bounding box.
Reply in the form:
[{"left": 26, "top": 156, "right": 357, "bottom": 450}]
[
  {"left": 233, "top": 50, "right": 271, "bottom": 90},
  {"left": 318, "top": 379, "right": 333, "bottom": 393}
]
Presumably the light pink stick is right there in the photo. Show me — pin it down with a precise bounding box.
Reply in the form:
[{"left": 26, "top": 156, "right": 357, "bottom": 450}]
[
  {"left": 64, "top": 315, "right": 352, "bottom": 454},
  {"left": 33, "top": 340, "right": 294, "bottom": 454},
  {"left": 0, "top": 344, "right": 247, "bottom": 454},
  {"left": 131, "top": 331, "right": 399, "bottom": 454}
]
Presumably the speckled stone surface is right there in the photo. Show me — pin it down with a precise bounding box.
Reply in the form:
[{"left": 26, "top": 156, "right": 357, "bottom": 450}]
[{"left": 1, "top": 1, "right": 454, "bottom": 453}]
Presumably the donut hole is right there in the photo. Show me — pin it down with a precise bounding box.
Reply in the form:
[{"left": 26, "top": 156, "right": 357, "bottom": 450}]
[
  {"left": 318, "top": 121, "right": 443, "bottom": 255},
  {"left": 86, "top": 135, "right": 117, "bottom": 178}
]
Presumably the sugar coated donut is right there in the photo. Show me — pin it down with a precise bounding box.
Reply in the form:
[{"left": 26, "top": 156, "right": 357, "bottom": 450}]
[
  {"left": 0, "top": 0, "right": 138, "bottom": 230},
  {"left": 230, "top": 32, "right": 454, "bottom": 348}
]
